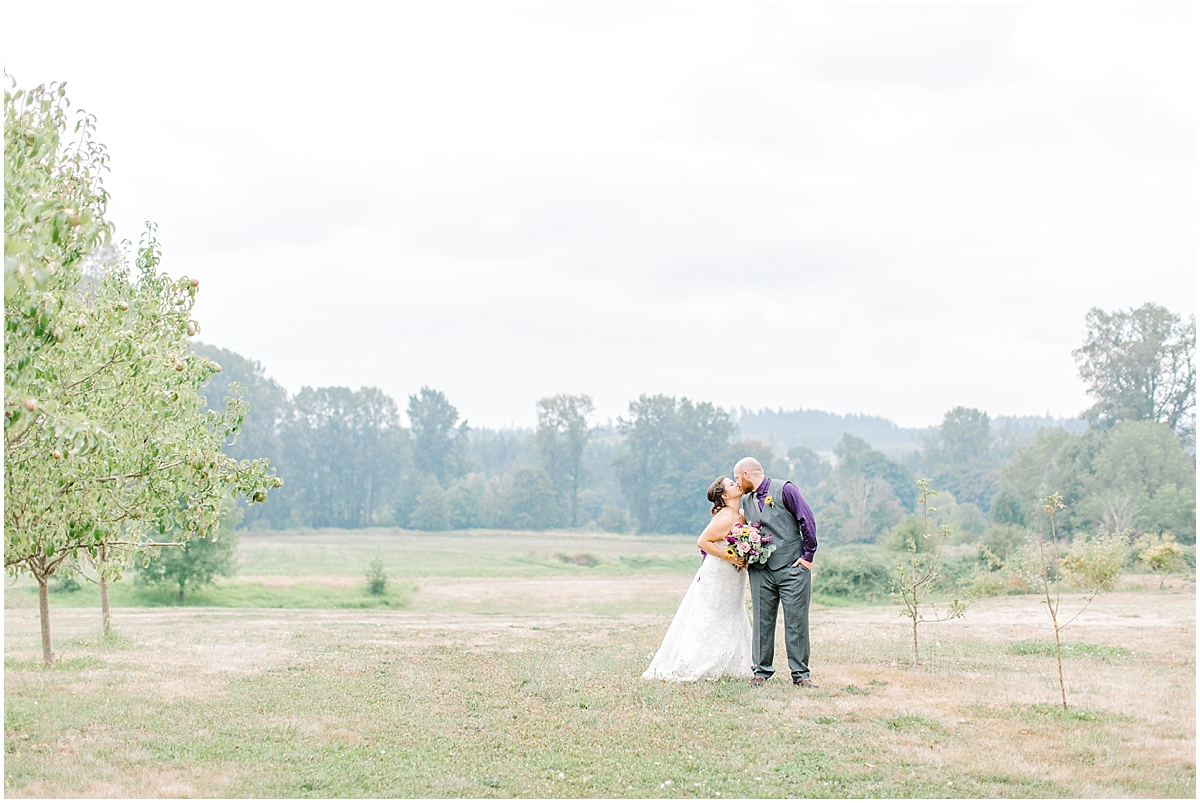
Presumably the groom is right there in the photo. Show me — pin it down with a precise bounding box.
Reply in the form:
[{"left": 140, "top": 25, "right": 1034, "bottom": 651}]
[{"left": 734, "top": 457, "right": 819, "bottom": 688}]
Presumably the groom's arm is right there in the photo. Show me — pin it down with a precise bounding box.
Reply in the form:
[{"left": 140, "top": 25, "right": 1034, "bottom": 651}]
[{"left": 780, "top": 482, "right": 818, "bottom": 564}]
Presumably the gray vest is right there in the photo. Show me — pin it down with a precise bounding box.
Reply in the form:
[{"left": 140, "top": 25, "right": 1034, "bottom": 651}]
[{"left": 741, "top": 478, "right": 802, "bottom": 571}]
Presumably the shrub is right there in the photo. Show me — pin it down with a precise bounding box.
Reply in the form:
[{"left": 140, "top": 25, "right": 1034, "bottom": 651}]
[
  {"left": 1060, "top": 531, "right": 1129, "bottom": 592},
  {"left": 1134, "top": 532, "right": 1186, "bottom": 587},
  {"left": 598, "top": 505, "right": 631, "bottom": 533},
  {"left": 50, "top": 573, "right": 82, "bottom": 594},
  {"left": 365, "top": 549, "right": 387, "bottom": 596},
  {"left": 556, "top": 552, "right": 600, "bottom": 567},
  {"left": 816, "top": 546, "right": 892, "bottom": 600},
  {"left": 138, "top": 500, "right": 240, "bottom": 602},
  {"left": 969, "top": 538, "right": 1050, "bottom": 597}
]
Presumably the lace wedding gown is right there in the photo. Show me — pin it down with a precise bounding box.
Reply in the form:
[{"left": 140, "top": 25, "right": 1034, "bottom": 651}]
[{"left": 642, "top": 555, "right": 753, "bottom": 681}]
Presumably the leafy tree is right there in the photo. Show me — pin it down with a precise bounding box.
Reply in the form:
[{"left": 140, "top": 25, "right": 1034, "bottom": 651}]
[
  {"left": 1074, "top": 303, "right": 1196, "bottom": 444},
  {"left": 787, "top": 444, "right": 832, "bottom": 494},
  {"left": 138, "top": 498, "right": 239, "bottom": 601},
  {"left": 835, "top": 434, "right": 916, "bottom": 510},
  {"left": 614, "top": 395, "right": 733, "bottom": 534},
  {"left": 1076, "top": 420, "right": 1196, "bottom": 539},
  {"left": 284, "top": 386, "right": 407, "bottom": 528},
  {"left": 723, "top": 439, "right": 778, "bottom": 478},
  {"left": 191, "top": 342, "right": 290, "bottom": 527},
  {"left": 409, "top": 485, "right": 450, "bottom": 531},
  {"left": 447, "top": 473, "right": 492, "bottom": 529},
  {"left": 534, "top": 394, "right": 594, "bottom": 527},
  {"left": 811, "top": 434, "right": 913, "bottom": 544},
  {"left": 5, "top": 79, "right": 279, "bottom": 665},
  {"left": 998, "top": 421, "right": 1195, "bottom": 543},
  {"left": 989, "top": 487, "right": 1027, "bottom": 526},
  {"left": 578, "top": 427, "right": 628, "bottom": 524},
  {"left": 940, "top": 499, "right": 988, "bottom": 542},
  {"left": 921, "top": 407, "right": 1000, "bottom": 512},
  {"left": 408, "top": 387, "right": 469, "bottom": 484},
  {"left": 492, "top": 466, "right": 562, "bottom": 530},
  {"left": 994, "top": 429, "right": 1087, "bottom": 532},
  {"left": 826, "top": 474, "right": 903, "bottom": 543},
  {"left": 1144, "top": 484, "right": 1195, "bottom": 544}
]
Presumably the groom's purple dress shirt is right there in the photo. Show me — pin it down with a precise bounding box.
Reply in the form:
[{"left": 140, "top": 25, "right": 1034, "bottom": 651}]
[{"left": 755, "top": 477, "right": 818, "bottom": 563}]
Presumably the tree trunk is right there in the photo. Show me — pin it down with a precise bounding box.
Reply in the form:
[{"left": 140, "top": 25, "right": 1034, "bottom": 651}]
[
  {"left": 100, "top": 575, "right": 112, "bottom": 636},
  {"left": 366, "top": 475, "right": 374, "bottom": 526},
  {"left": 911, "top": 617, "right": 919, "bottom": 666},
  {"left": 178, "top": 578, "right": 185, "bottom": 603},
  {"left": 37, "top": 574, "right": 54, "bottom": 667},
  {"left": 99, "top": 544, "right": 111, "bottom": 637},
  {"left": 571, "top": 469, "right": 579, "bottom": 528},
  {"left": 1053, "top": 625, "right": 1068, "bottom": 710}
]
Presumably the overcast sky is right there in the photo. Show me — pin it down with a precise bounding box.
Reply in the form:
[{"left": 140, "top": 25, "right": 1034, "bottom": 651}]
[{"left": 5, "top": 4, "right": 1195, "bottom": 429}]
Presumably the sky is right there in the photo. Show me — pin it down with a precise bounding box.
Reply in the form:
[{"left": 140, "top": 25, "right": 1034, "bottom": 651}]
[{"left": 5, "top": 3, "right": 1195, "bottom": 430}]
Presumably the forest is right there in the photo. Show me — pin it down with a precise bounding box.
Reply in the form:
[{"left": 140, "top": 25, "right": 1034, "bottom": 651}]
[{"left": 194, "top": 300, "right": 1196, "bottom": 549}]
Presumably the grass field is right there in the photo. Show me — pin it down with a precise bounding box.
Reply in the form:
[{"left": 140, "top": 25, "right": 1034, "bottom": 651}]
[
  {"left": 4, "top": 528, "right": 1196, "bottom": 797},
  {"left": 5, "top": 529, "right": 701, "bottom": 611}
]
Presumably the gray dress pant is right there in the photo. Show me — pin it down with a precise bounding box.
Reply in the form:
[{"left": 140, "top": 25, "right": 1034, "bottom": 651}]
[{"left": 749, "top": 563, "right": 811, "bottom": 681}]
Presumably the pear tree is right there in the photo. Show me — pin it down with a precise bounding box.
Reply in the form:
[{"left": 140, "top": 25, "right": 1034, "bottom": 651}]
[{"left": 4, "top": 78, "right": 280, "bottom": 666}]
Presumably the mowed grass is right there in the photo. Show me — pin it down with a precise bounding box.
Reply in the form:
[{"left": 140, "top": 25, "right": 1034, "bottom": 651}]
[
  {"left": 5, "top": 529, "right": 701, "bottom": 611},
  {"left": 234, "top": 528, "right": 701, "bottom": 579},
  {"left": 3, "top": 528, "right": 1196, "bottom": 797}
]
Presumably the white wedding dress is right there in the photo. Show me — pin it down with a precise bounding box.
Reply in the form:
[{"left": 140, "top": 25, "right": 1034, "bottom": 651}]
[{"left": 642, "top": 555, "right": 753, "bottom": 681}]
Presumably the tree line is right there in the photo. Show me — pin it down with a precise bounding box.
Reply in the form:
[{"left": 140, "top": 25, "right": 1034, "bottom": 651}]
[{"left": 194, "top": 298, "right": 1194, "bottom": 545}]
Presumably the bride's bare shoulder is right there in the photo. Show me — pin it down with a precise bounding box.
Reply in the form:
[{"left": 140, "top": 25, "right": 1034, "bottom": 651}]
[{"left": 712, "top": 507, "right": 742, "bottom": 527}]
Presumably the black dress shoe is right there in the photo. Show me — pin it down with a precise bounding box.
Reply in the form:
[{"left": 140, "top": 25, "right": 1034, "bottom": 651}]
[
  {"left": 749, "top": 676, "right": 767, "bottom": 687},
  {"left": 794, "top": 678, "right": 819, "bottom": 688}
]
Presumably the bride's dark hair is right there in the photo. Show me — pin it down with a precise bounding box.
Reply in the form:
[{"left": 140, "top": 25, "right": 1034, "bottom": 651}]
[{"left": 707, "top": 477, "right": 731, "bottom": 516}]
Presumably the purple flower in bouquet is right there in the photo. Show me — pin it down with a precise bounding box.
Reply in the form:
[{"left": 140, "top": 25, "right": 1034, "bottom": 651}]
[{"left": 724, "top": 522, "right": 777, "bottom": 569}]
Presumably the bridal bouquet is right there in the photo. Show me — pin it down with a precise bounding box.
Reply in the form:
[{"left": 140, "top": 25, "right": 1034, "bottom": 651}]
[{"left": 724, "top": 523, "right": 776, "bottom": 568}]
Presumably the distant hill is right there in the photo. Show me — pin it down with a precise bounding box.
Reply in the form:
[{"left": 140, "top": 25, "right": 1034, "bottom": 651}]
[{"left": 733, "top": 407, "right": 1086, "bottom": 457}]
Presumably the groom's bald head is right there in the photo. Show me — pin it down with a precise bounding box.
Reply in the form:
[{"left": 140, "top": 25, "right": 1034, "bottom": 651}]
[{"left": 734, "top": 457, "right": 764, "bottom": 492}]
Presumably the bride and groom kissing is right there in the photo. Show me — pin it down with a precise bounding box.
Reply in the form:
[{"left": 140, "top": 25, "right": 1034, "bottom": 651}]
[{"left": 642, "top": 457, "right": 819, "bottom": 687}]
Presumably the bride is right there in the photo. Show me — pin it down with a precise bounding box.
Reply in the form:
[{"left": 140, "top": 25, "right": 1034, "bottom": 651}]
[{"left": 642, "top": 477, "right": 753, "bottom": 681}]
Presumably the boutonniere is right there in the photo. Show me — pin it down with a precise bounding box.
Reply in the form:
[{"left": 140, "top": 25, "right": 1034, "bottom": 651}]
[{"left": 764, "top": 495, "right": 775, "bottom": 508}]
